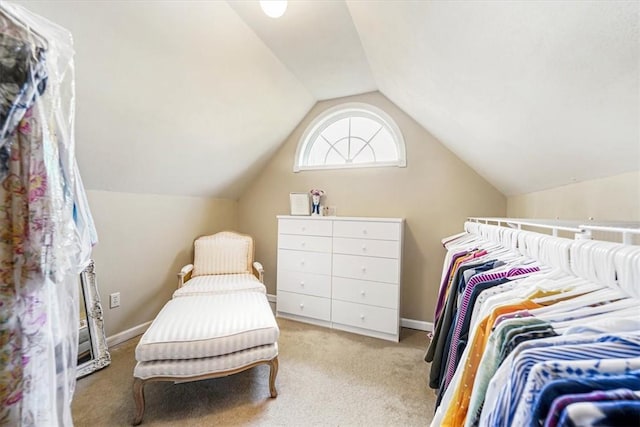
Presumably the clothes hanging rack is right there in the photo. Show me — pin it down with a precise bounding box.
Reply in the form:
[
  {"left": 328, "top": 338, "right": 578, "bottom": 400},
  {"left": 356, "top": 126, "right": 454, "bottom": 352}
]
[
  {"left": 431, "top": 218, "right": 640, "bottom": 427},
  {"left": 462, "top": 217, "right": 640, "bottom": 299},
  {"left": 467, "top": 217, "right": 640, "bottom": 244},
  {"left": 580, "top": 224, "right": 640, "bottom": 245}
]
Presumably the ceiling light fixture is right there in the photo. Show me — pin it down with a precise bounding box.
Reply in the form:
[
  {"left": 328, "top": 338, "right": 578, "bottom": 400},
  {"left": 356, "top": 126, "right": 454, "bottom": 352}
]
[{"left": 260, "top": 0, "right": 287, "bottom": 18}]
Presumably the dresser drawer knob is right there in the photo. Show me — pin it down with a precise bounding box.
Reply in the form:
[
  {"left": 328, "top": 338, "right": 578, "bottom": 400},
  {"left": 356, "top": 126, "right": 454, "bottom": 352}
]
[
  {"left": 361, "top": 266, "right": 366, "bottom": 272},
  {"left": 361, "top": 245, "right": 367, "bottom": 252},
  {"left": 360, "top": 314, "right": 365, "bottom": 320},
  {"left": 300, "top": 281, "right": 305, "bottom": 287},
  {"left": 361, "top": 290, "right": 366, "bottom": 296},
  {"left": 301, "top": 226, "right": 306, "bottom": 232},
  {"left": 362, "top": 229, "right": 367, "bottom": 235},
  {"left": 301, "top": 241, "right": 306, "bottom": 247},
  {"left": 301, "top": 260, "right": 305, "bottom": 266},
  {"left": 299, "top": 303, "right": 304, "bottom": 309}
]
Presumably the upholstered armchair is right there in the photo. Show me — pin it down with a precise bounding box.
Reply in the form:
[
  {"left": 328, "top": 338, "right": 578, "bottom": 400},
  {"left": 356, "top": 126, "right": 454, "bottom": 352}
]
[
  {"left": 133, "top": 231, "right": 278, "bottom": 425},
  {"left": 174, "top": 231, "right": 266, "bottom": 298}
]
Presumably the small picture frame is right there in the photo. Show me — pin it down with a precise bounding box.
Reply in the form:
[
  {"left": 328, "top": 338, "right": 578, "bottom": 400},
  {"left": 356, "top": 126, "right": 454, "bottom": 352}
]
[{"left": 289, "top": 192, "right": 310, "bottom": 216}]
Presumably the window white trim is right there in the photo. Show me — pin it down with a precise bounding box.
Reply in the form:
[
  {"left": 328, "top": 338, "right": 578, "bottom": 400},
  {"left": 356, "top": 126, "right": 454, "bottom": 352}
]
[{"left": 294, "top": 102, "right": 406, "bottom": 172}]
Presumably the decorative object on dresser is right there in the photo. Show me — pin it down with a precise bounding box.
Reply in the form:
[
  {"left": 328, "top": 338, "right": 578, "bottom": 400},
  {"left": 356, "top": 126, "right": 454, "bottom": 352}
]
[
  {"left": 289, "top": 192, "right": 311, "bottom": 216},
  {"left": 276, "top": 215, "right": 404, "bottom": 342},
  {"left": 309, "top": 189, "right": 325, "bottom": 216}
]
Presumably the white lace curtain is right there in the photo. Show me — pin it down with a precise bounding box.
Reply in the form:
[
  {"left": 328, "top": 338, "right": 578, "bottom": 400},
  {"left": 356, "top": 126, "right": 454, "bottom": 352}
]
[{"left": 0, "top": 2, "right": 96, "bottom": 425}]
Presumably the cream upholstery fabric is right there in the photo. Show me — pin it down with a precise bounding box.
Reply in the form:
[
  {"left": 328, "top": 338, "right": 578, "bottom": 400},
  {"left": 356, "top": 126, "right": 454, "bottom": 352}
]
[
  {"left": 173, "top": 274, "right": 265, "bottom": 298},
  {"left": 134, "top": 343, "right": 277, "bottom": 380},
  {"left": 136, "top": 293, "right": 279, "bottom": 362},
  {"left": 192, "top": 233, "right": 252, "bottom": 277}
]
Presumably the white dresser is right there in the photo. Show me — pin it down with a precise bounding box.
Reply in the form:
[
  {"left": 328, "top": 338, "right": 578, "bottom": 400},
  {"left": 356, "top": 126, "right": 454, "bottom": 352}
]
[{"left": 276, "top": 215, "right": 404, "bottom": 342}]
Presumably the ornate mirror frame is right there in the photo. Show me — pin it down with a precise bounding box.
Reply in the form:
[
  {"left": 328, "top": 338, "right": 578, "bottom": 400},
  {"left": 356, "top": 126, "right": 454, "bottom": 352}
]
[{"left": 77, "top": 260, "right": 111, "bottom": 378}]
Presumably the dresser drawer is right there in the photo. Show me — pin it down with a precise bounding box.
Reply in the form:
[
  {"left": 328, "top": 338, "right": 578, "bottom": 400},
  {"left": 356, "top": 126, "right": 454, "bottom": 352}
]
[
  {"left": 331, "top": 300, "right": 398, "bottom": 335},
  {"left": 333, "top": 237, "right": 399, "bottom": 258},
  {"left": 332, "top": 253, "right": 399, "bottom": 284},
  {"left": 279, "top": 219, "right": 332, "bottom": 236},
  {"left": 279, "top": 234, "right": 332, "bottom": 253},
  {"left": 332, "top": 277, "right": 397, "bottom": 309},
  {"left": 277, "top": 270, "right": 331, "bottom": 298},
  {"left": 277, "top": 291, "right": 331, "bottom": 321},
  {"left": 333, "top": 220, "right": 400, "bottom": 241},
  {"left": 278, "top": 249, "right": 331, "bottom": 275}
]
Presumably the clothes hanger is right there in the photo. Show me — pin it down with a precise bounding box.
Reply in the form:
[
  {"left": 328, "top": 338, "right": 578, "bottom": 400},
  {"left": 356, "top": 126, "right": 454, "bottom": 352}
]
[
  {"left": 551, "top": 304, "right": 640, "bottom": 334},
  {"left": 530, "top": 279, "right": 603, "bottom": 305},
  {"left": 530, "top": 245, "right": 606, "bottom": 304},
  {"left": 496, "top": 268, "right": 575, "bottom": 300},
  {"left": 442, "top": 231, "right": 471, "bottom": 246},
  {"left": 444, "top": 233, "right": 476, "bottom": 248},
  {"left": 613, "top": 245, "right": 640, "bottom": 298},
  {"left": 538, "top": 235, "right": 573, "bottom": 273},
  {"left": 533, "top": 288, "right": 631, "bottom": 318},
  {"left": 531, "top": 239, "right": 639, "bottom": 316},
  {"left": 562, "top": 315, "right": 640, "bottom": 335}
]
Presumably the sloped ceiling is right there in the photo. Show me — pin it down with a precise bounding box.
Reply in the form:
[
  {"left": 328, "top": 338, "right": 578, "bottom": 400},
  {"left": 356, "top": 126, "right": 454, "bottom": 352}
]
[
  {"left": 346, "top": 0, "right": 640, "bottom": 196},
  {"left": 12, "top": 0, "right": 316, "bottom": 198},
  {"left": 11, "top": 1, "right": 639, "bottom": 198}
]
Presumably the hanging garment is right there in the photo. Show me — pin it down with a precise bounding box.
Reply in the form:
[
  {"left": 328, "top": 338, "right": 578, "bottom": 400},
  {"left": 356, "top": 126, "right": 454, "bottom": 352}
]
[
  {"left": 442, "top": 266, "right": 540, "bottom": 390},
  {"left": 513, "top": 355, "right": 640, "bottom": 427},
  {"left": 464, "top": 317, "right": 554, "bottom": 427},
  {"left": 543, "top": 388, "right": 640, "bottom": 427},
  {"left": 0, "top": 3, "right": 96, "bottom": 426},
  {"left": 0, "top": 37, "right": 52, "bottom": 425},
  {"left": 481, "top": 326, "right": 640, "bottom": 427},
  {"left": 556, "top": 399, "right": 640, "bottom": 427},
  {"left": 481, "top": 335, "right": 640, "bottom": 427},
  {"left": 0, "top": 21, "right": 47, "bottom": 179},
  {"left": 431, "top": 224, "right": 640, "bottom": 427},
  {"left": 440, "top": 299, "right": 545, "bottom": 426},
  {"left": 427, "top": 258, "right": 493, "bottom": 385}
]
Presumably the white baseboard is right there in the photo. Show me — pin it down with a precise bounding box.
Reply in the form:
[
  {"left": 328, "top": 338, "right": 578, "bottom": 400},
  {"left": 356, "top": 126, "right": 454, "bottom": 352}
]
[
  {"left": 268, "top": 293, "right": 433, "bottom": 333},
  {"left": 400, "top": 318, "right": 433, "bottom": 332},
  {"left": 107, "top": 320, "right": 152, "bottom": 348}
]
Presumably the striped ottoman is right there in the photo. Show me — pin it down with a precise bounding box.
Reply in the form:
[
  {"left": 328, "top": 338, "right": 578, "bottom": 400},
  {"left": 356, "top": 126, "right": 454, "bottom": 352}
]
[{"left": 132, "top": 292, "right": 279, "bottom": 425}]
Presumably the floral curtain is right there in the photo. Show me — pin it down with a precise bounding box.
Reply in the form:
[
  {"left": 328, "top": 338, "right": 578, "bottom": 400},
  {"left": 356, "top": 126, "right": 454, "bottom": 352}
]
[{"left": 0, "top": 2, "right": 96, "bottom": 425}]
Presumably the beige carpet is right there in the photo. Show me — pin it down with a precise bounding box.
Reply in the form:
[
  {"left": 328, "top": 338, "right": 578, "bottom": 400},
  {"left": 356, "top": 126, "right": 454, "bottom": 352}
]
[{"left": 72, "top": 318, "right": 436, "bottom": 426}]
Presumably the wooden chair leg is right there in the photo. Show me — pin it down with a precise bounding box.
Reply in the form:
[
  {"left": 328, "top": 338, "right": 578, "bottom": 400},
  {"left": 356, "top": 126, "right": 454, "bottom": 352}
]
[
  {"left": 133, "top": 378, "right": 146, "bottom": 425},
  {"left": 268, "top": 356, "right": 279, "bottom": 398}
]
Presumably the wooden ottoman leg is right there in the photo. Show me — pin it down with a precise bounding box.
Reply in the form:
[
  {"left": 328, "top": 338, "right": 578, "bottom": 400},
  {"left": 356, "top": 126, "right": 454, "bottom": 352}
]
[
  {"left": 268, "top": 356, "right": 279, "bottom": 398},
  {"left": 133, "top": 377, "right": 146, "bottom": 425}
]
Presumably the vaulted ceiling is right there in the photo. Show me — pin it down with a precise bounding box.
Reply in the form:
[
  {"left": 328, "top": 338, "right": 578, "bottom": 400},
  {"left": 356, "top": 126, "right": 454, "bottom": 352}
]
[{"left": 13, "top": 0, "right": 639, "bottom": 198}]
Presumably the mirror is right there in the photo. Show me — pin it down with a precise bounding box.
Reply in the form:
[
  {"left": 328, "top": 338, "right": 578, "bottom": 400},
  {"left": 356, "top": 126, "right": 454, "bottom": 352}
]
[{"left": 77, "top": 260, "right": 111, "bottom": 378}]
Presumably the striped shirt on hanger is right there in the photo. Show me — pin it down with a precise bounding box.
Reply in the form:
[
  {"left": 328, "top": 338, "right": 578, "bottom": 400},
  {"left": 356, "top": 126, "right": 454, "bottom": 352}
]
[{"left": 482, "top": 334, "right": 640, "bottom": 427}]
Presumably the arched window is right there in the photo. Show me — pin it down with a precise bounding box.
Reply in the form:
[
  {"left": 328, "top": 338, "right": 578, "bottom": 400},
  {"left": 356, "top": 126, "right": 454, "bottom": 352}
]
[{"left": 294, "top": 102, "right": 406, "bottom": 172}]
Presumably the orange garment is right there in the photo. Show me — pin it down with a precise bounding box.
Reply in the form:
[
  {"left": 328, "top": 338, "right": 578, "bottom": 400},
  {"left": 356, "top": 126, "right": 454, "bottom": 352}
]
[{"left": 440, "top": 299, "right": 542, "bottom": 427}]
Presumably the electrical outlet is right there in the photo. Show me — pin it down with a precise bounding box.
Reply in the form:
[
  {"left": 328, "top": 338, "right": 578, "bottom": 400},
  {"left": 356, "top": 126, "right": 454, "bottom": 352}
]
[{"left": 110, "top": 292, "right": 121, "bottom": 309}]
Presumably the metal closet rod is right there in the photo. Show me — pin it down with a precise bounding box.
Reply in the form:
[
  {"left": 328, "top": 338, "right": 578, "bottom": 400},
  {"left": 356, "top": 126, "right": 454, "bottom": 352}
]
[{"left": 467, "top": 217, "right": 640, "bottom": 244}]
